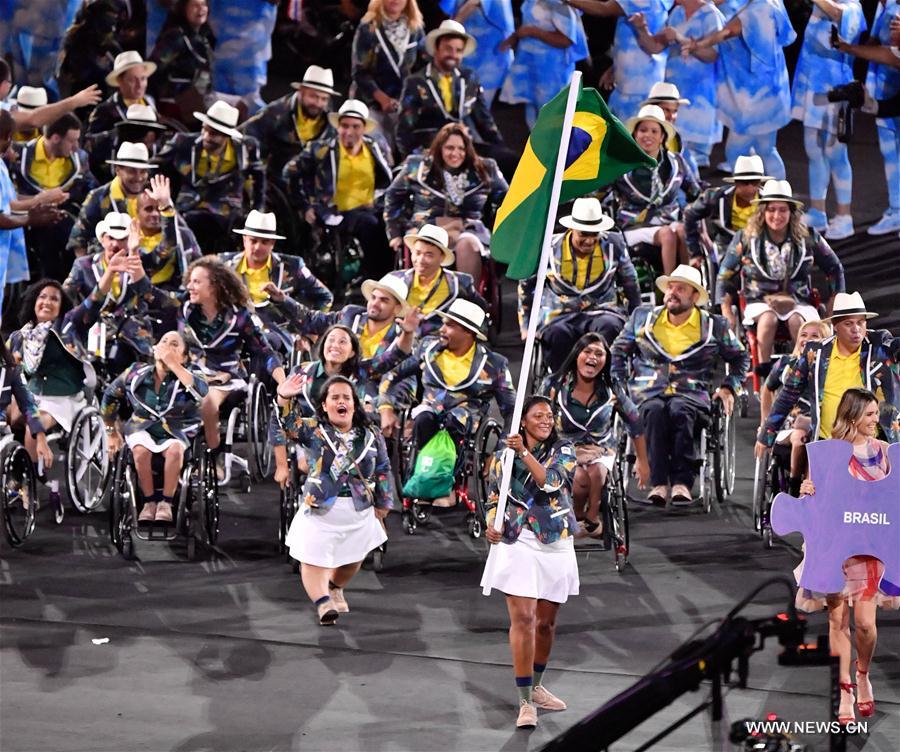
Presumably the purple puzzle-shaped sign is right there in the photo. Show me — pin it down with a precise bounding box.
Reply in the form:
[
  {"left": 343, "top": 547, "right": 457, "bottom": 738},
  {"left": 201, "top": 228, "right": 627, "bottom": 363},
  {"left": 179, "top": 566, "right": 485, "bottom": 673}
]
[{"left": 771, "top": 440, "right": 900, "bottom": 596}]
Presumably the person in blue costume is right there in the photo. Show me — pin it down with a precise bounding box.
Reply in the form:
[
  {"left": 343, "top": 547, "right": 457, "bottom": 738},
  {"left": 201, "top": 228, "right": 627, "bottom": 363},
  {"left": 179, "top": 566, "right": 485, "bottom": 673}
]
[
  {"left": 568, "top": 0, "right": 674, "bottom": 121},
  {"left": 498, "top": 0, "right": 589, "bottom": 128},
  {"left": 791, "top": 0, "right": 866, "bottom": 241},
  {"left": 631, "top": 0, "right": 725, "bottom": 171},
  {"left": 442, "top": 0, "right": 515, "bottom": 104},
  {"left": 684, "top": 0, "right": 795, "bottom": 179}
]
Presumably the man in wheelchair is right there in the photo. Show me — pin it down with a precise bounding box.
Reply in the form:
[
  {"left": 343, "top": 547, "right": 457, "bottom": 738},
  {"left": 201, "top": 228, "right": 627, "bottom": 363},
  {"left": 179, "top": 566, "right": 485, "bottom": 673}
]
[
  {"left": 102, "top": 331, "right": 208, "bottom": 524},
  {"left": 378, "top": 299, "right": 515, "bottom": 505},
  {"left": 518, "top": 198, "right": 641, "bottom": 373},
  {"left": 283, "top": 99, "right": 394, "bottom": 280},
  {"left": 612, "top": 265, "right": 749, "bottom": 505}
]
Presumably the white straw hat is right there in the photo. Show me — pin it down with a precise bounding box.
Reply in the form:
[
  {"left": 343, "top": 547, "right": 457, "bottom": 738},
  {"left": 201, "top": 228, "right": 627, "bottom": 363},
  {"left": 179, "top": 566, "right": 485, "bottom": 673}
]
[
  {"left": 625, "top": 104, "right": 678, "bottom": 145},
  {"left": 15, "top": 86, "right": 48, "bottom": 111},
  {"left": 106, "top": 51, "right": 156, "bottom": 87},
  {"left": 233, "top": 210, "right": 286, "bottom": 240},
  {"left": 403, "top": 223, "right": 454, "bottom": 266},
  {"left": 291, "top": 65, "right": 340, "bottom": 96},
  {"left": 106, "top": 141, "right": 157, "bottom": 170},
  {"left": 723, "top": 155, "right": 773, "bottom": 183},
  {"left": 642, "top": 82, "right": 690, "bottom": 107},
  {"left": 425, "top": 19, "right": 477, "bottom": 57},
  {"left": 822, "top": 291, "right": 878, "bottom": 321},
  {"left": 361, "top": 274, "right": 412, "bottom": 317},
  {"left": 193, "top": 100, "right": 244, "bottom": 141},
  {"left": 115, "top": 103, "right": 166, "bottom": 131},
  {"left": 327, "top": 99, "right": 378, "bottom": 133},
  {"left": 655, "top": 264, "right": 709, "bottom": 306},
  {"left": 752, "top": 179, "right": 803, "bottom": 207},
  {"left": 559, "top": 198, "right": 615, "bottom": 234},
  {"left": 437, "top": 299, "right": 487, "bottom": 341},
  {"left": 95, "top": 211, "right": 131, "bottom": 242}
]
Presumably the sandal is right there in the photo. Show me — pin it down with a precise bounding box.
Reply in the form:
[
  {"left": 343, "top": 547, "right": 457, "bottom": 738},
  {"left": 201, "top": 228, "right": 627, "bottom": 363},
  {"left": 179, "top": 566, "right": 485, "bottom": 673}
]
[
  {"left": 838, "top": 681, "right": 856, "bottom": 724},
  {"left": 855, "top": 661, "right": 874, "bottom": 718}
]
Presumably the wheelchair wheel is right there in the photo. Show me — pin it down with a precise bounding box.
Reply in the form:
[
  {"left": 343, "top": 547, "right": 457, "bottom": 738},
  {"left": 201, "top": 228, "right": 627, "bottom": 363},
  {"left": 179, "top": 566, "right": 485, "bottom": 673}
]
[
  {"left": 713, "top": 407, "right": 735, "bottom": 505},
  {"left": 279, "top": 480, "right": 299, "bottom": 556},
  {"left": 66, "top": 406, "right": 111, "bottom": 513},
  {"left": 200, "top": 449, "right": 220, "bottom": 546},
  {"left": 607, "top": 454, "right": 629, "bottom": 572},
  {"left": 751, "top": 456, "right": 766, "bottom": 534},
  {"left": 527, "top": 339, "right": 546, "bottom": 396},
  {"left": 472, "top": 417, "right": 502, "bottom": 530},
  {"left": 1, "top": 441, "right": 37, "bottom": 548},
  {"left": 697, "top": 252, "right": 717, "bottom": 309},
  {"left": 371, "top": 543, "right": 386, "bottom": 572},
  {"left": 248, "top": 380, "right": 272, "bottom": 481},
  {"left": 479, "top": 258, "right": 503, "bottom": 344},
  {"left": 108, "top": 450, "right": 135, "bottom": 560}
]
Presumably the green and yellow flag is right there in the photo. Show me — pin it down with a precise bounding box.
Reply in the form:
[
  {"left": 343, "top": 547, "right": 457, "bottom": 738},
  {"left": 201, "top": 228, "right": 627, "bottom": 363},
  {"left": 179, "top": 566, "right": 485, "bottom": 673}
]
[{"left": 491, "top": 79, "right": 655, "bottom": 280}]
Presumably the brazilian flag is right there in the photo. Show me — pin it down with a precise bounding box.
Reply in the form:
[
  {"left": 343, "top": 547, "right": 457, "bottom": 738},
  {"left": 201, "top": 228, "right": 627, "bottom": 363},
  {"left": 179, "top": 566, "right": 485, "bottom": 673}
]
[{"left": 491, "top": 80, "right": 655, "bottom": 280}]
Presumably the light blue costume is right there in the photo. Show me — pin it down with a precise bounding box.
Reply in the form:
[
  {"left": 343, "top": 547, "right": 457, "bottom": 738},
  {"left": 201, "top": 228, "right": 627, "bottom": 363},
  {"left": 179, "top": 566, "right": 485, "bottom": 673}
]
[
  {"left": 866, "top": 0, "right": 900, "bottom": 224},
  {"left": 665, "top": 1, "right": 725, "bottom": 168},
  {"left": 0, "top": 0, "right": 81, "bottom": 98},
  {"left": 791, "top": 2, "right": 865, "bottom": 219},
  {"left": 715, "top": 0, "right": 795, "bottom": 179},
  {"left": 0, "top": 159, "right": 30, "bottom": 311},
  {"left": 208, "top": 0, "right": 278, "bottom": 113},
  {"left": 609, "top": 0, "right": 674, "bottom": 121},
  {"left": 440, "top": 0, "right": 515, "bottom": 104},
  {"left": 501, "top": 0, "right": 589, "bottom": 127},
  {"left": 145, "top": 0, "right": 171, "bottom": 56}
]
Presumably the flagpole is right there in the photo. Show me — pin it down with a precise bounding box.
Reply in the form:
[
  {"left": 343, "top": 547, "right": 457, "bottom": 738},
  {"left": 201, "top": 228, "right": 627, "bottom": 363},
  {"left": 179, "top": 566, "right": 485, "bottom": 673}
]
[{"left": 492, "top": 71, "right": 582, "bottom": 532}]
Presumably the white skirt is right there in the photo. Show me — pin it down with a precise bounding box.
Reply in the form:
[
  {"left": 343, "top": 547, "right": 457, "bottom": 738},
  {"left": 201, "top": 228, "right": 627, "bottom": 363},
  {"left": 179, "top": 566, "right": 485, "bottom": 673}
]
[
  {"left": 742, "top": 302, "right": 819, "bottom": 327},
  {"left": 37, "top": 393, "right": 87, "bottom": 433},
  {"left": 125, "top": 430, "right": 186, "bottom": 453},
  {"left": 207, "top": 379, "right": 248, "bottom": 394},
  {"left": 481, "top": 528, "right": 580, "bottom": 603},
  {"left": 286, "top": 496, "right": 387, "bottom": 568}
]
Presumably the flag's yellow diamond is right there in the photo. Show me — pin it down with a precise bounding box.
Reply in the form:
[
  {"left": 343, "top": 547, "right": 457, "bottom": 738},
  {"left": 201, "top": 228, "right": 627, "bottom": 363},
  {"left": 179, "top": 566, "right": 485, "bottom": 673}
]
[{"left": 494, "top": 138, "right": 547, "bottom": 229}]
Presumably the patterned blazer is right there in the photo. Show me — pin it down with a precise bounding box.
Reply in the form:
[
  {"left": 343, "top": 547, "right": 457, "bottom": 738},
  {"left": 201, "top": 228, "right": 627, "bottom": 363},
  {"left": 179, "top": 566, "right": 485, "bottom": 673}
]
[
  {"left": 100, "top": 362, "right": 209, "bottom": 445},
  {"left": 609, "top": 148, "right": 701, "bottom": 228},
  {"left": 715, "top": 228, "right": 844, "bottom": 306},
  {"left": 383, "top": 154, "right": 508, "bottom": 242},
  {"left": 484, "top": 438, "right": 578, "bottom": 545},
  {"left": 86, "top": 92, "right": 159, "bottom": 138},
  {"left": 12, "top": 139, "right": 97, "bottom": 209},
  {"left": 141, "top": 211, "right": 202, "bottom": 293},
  {"left": 154, "top": 132, "right": 265, "bottom": 217},
  {"left": 387, "top": 267, "right": 487, "bottom": 337},
  {"left": 240, "top": 92, "right": 335, "bottom": 181},
  {"left": 282, "top": 134, "right": 394, "bottom": 217},
  {"left": 379, "top": 336, "right": 516, "bottom": 433},
  {"left": 611, "top": 304, "right": 750, "bottom": 410},
  {"left": 177, "top": 301, "right": 281, "bottom": 381},
  {"left": 760, "top": 331, "right": 900, "bottom": 446},
  {"left": 272, "top": 418, "right": 395, "bottom": 513},
  {"left": 149, "top": 25, "right": 215, "bottom": 103},
  {"left": 541, "top": 373, "right": 643, "bottom": 451},
  {"left": 351, "top": 20, "right": 426, "bottom": 105},
  {"left": 67, "top": 180, "right": 132, "bottom": 258},
  {"left": 62, "top": 254, "right": 155, "bottom": 358},
  {"left": 397, "top": 63, "right": 502, "bottom": 157},
  {"left": 518, "top": 231, "right": 641, "bottom": 335},
  {"left": 0, "top": 365, "right": 46, "bottom": 437},
  {"left": 683, "top": 184, "right": 741, "bottom": 259}
]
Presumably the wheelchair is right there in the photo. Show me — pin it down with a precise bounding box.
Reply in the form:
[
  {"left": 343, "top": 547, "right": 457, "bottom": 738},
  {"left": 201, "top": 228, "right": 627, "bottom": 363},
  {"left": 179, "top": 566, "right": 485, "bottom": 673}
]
[
  {"left": 108, "top": 434, "right": 217, "bottom": 560},
  {"left": 396, "top": 403, "right": 503, "bottom": 540},
  {"left": 752, "top": 440, "right": 792, "bottom": 549},
  {"left": 216, "top": 374, "right": 272, "bottom": 490},
  {"left": 690, "top": 396, "right": 737, "bottom": 512},
  {"left": 0, "top": 425, "right": 39, "bottom": 548},
  {"left": 308, "top": 215, "right": 364, "bottom": 307}
]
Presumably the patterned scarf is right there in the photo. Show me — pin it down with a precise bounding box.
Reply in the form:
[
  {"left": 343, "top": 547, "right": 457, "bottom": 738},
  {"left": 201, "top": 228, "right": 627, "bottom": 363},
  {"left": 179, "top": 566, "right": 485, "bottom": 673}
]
[
  {"left": 329, "top": 427, "right": 360, "bottom": 482},
  {"left": 442, "top": 169, "right": 468, "bottom": 207},
  {"left": 762, "top": 232, "right": 793, "bottom": 281},
  {"left": 381, "top": 15, "right": 410, "bottom": 56},
  {"left": 19, "top": 321, "right": 54, "bottom": 376}
]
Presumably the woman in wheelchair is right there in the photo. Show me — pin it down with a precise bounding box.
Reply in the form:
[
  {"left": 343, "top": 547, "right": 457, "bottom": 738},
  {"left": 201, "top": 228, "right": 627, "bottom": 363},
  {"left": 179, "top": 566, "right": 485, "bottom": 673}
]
[
  {"left": 610, "top": 105, "right": 701, "bottom": 276},
  {"left": 280, "top": 376, "right": 393, "bottom": 626},
  {"left": 384, "top": 123, "right": 508, "bottom": 280},
  {"left": 481, "top": 395, "right": 579, "bottom": 729},
  {"left": 716, "top": 179, "right": 844, "bottom": 380},
  {"left": 103, "top": 331, "right": 208, "bottom": 524},
  {"left": 179, "top": 257, "right": 286, "bottom": 461},
  {"left": 541, "top": 333, "right": 649, "bottom": 537},
  {"left": 759, "top": 319, "right": 831, "bottom": 495}
]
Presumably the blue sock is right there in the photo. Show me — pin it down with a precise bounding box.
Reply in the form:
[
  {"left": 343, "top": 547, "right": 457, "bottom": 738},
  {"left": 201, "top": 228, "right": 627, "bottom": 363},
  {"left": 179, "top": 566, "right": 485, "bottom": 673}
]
[
  {"left": 314, "top": 595, "right": 331, "bottom": 606},
  {"left": 533, "top": 663, "right": 547, "bottom": 687},
  {"left": 516, "top": 675, "right": 533, "bottom": 703}
]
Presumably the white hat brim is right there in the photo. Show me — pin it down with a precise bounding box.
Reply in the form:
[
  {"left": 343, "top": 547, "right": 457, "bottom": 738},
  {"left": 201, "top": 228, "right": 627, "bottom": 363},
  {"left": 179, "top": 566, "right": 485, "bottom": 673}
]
[
  {"left": 722, "top": 173, "right": 773, "bottom": 183},
  {"left": 115, "top": 118, "right": 167, "bottom": 131},
  {"left": 642, "top": 96, "right": 691, "bottom": 107},
  {"left": 425, "top": 30, "right": 477, "bottom": 57},
  {"left": 105, "top": 159, "right": 158, "bottom": 170},
  {"left": 655, "top": 274, "right": 709, "bottom": 306},
  {"left": 291, "top": 81, "right": 340, "bottom": 96},
  {"left": 233, "top": 228, "right": 286, "bottom": 240},
  {"left": 436, "top": 310, "right": 487, "bottom": 341},
  {"left": 559, "top": 215, "right": 615, "bottom": 234},
  {"left": 625, "top": 113, "right": 678, "bottom": 147},
  {"left": 105, "top": 61, "right": 157, "bottom": 87},
  {"left": 751, "top": 195, "right": 804, "bottom": 207},
  {"left": 327, "top": 112, "right": 377, "bottom": 133},
  {"left": 193, "top": 113, "right": 244, "bottom": 141},
  {"left": 822, "top": 310, "right": 879, "bottom": 322},
  {"left": 361, "top": 279, "right": 411, "bottom": 316},
  {"left": 403, "top": 233, "right": 455, "bottom": 267}
]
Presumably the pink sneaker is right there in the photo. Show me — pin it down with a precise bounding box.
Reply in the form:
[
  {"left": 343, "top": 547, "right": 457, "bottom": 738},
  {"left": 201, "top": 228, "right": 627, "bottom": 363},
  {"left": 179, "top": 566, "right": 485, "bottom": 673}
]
[
  {"left": 138, "top": 502, "right": 157, "bottom": 522},
  {"left": 532, "top": 685, "right": 567, "bottom": 710},
  {"left": 155, "top": 501, "right": 173, "bottom": 523}
]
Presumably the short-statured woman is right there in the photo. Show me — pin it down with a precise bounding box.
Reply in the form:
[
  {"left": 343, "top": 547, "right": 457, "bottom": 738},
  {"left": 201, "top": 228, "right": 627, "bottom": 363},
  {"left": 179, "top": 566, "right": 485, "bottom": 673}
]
[
  {"left": 384, "top": 123, "right": 508, "bottom": 280},
  {"left": 481, "top": 395, "right": 578, "bottom": 729},
  {"left": 281, "top": 376, "right": 394, "bottom": 625},
  {"left": 543, "top": 333, "right": 649, "bottom": 535},
  {"left": 611, "top": 104, "right": 701, "bottom": 275},
  {"left": 178, "top": 257, "right": 286, "bottom": 456},
  {"left": 102, "top": 331, "right": 209, "bottom": 524},
  {"left": 796, "top": 388, "right": 899, "bottom": 723}
]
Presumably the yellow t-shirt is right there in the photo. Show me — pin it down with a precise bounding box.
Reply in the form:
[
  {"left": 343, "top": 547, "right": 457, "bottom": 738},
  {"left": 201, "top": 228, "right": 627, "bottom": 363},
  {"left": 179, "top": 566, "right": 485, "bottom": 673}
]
[
  {"left": 139, "top": 208, "right": 176, "bottom": 283},
  {"left": 358, "top": 320, "right": 392, "bottom": 360},
  {"left": 29, "top": 137, "right": 72, "bottom": 189},
  {"left": 196, "top": 140, "right": 236, "bottom": 179},
  {"left": 236, "top": 254, "right": 273, "bottom": 305},
  {"left": 653, "top": 306, "right": 701, "bottom": 357},
  {"left": 731, "top": 194, "right": 755, "bottom": 232},
  {"left": 559, "top": 233, "right": 604, "bottom": 289},
  {"left": 819, "top": 346, "right": 863, "bottom": 439},
  {"left": 334, "top": 142, "right": 376, "bottom": 212},
  {"left": 407, "top": 271, "right": 450, "bottom": 315},
  {"left": 123, "top": 97, "right": 146, "bottom": 107},
  {"left": 435, "top": 341, "right": 476, "bottom": 387},
  {"left": 438, "top": 75, "right": 454, "bottom": 112},
  {"left": 295, "top": 107, "right": 324, "bottom": 143},
  {"left": 109, "top": 175, "right": 139, "bottom": 217},
  {"left": 14, "top": 128, "right": 38, "bottom": 143}
]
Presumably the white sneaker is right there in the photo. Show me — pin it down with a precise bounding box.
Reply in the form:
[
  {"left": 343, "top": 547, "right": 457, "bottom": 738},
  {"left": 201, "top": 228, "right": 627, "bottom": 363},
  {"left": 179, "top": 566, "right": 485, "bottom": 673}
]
[
  {"left": 801, "top": 209, "right": 827, "bottom": 232},
  {"left": 868, "top": 209, "right": 900, "bottom": 236},
  {"left": 824, "top": 214, "right": 855, "bottom": 241},
  {"left": 532, "top": 685, "right": 567, "bottom": 711}
]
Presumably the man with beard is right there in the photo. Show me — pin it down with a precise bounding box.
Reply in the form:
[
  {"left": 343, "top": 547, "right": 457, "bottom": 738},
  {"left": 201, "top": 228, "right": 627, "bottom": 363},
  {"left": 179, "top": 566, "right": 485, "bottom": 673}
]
[
  {"left": 611, "top": 265, "right": 748, "bottom": 506},
  {"left": 241, "top": 66, "right": 340, "bottom": 189}
]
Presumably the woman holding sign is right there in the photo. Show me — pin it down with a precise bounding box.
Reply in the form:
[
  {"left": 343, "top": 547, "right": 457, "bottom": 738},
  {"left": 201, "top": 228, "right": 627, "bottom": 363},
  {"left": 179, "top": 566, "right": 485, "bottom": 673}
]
[{"left": 481, "top": 395, "right": 578, "bottom": 729}]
